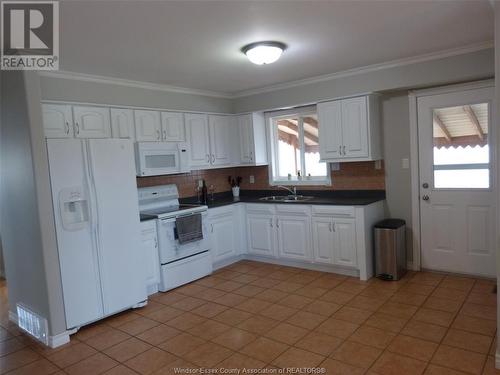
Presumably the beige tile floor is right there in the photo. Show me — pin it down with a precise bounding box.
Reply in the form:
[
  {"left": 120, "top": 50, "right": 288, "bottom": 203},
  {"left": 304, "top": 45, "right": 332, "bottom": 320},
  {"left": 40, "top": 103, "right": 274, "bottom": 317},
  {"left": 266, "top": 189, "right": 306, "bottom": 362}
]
[{"left": 0, "top": 260, "right": 498, "bottom": 375}]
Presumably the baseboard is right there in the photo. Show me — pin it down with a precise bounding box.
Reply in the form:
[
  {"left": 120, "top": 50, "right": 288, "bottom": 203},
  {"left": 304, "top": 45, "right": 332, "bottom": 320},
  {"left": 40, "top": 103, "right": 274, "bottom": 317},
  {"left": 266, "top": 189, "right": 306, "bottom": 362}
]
[
  {"left": 9, "top": 310, "right": 73, "bottom": 349},
  {"left": 213, "top": 255, "right": 245, "bottom": 270},
  {"left": 495, "top": 347, "right": 500, "bottom": 369},
  {"left": 243, "top": 255, "right": 359, "bottom": 277}
]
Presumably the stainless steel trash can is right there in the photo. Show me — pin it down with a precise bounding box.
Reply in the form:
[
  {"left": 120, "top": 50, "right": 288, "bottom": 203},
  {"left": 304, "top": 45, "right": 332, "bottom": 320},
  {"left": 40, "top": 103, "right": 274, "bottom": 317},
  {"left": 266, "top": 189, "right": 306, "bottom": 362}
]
[{"left": 374, "top": 219, "right": 406, "bottom": 280}]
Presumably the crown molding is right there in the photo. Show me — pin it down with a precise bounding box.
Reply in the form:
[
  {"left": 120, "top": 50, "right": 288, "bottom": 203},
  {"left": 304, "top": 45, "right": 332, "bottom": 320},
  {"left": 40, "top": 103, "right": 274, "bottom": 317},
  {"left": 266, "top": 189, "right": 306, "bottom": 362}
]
[
  {"left": 231, "top": 41, "right": 494, "bottom": 98},
  {"left": 39, "top": 41, "right": 493, "bottom": 100},
  {"left": 38, "top": 70, "right": 233, "bottom": 99}
]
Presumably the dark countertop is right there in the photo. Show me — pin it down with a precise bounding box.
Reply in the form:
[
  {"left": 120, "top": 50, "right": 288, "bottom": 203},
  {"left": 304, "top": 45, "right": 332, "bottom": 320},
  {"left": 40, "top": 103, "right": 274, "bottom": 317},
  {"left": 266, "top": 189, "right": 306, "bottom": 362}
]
[
  {"left": 140, "top": 213, "right": 157, "bottom": 222},
  {"left": 180, "top": 189, "right": 385, "bottom": 208}
]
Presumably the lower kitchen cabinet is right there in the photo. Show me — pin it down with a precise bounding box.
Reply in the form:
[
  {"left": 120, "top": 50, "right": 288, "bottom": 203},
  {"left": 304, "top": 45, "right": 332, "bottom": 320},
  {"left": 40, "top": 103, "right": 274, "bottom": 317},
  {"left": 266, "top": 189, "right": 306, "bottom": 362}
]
[
  {"left": 208, "top": 205, "right": 242, "bottom": 265},
  {"left": 333, "top": 219, "right": 357, "bottom": 267},
  {"left": 277, "top": 215, "right": 311, "bottom": 261},
  {"left": 140, "top": 220, "right": 160, "bottom": 295},
  {"left": 312, "top": 217, "right": 357, "bottom": 267},
  {"left": 246, "top": 213, "right": 276, "bottom": 257}
]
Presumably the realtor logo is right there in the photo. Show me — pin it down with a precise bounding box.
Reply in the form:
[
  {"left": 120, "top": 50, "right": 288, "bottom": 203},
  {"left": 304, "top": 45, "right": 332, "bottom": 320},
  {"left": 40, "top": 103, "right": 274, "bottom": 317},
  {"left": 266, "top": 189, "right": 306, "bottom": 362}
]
[{"left": 1, "top": 1, "right": 59, "bottom": 70}]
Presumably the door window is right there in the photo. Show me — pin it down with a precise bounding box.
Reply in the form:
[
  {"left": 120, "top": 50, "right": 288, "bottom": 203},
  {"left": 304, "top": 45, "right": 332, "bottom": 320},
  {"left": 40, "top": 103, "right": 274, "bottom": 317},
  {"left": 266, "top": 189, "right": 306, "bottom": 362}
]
[{"left": 432, "top": 103, "right": 490, "bottom": 189}]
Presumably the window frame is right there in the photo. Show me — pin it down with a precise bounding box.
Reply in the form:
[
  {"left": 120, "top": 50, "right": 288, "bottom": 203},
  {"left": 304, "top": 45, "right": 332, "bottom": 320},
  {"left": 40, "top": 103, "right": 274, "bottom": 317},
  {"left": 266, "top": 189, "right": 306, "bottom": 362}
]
[{"left": 266, "top": 106, "right": 331, "bottom": 186}]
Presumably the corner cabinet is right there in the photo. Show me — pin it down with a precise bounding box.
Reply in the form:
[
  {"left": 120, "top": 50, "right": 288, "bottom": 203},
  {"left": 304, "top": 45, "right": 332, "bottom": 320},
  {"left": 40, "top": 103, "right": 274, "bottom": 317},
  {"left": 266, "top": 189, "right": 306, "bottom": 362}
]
[
  {"left": 318, "top": 94, "right": 381, "bottom": 162},
  {"left": 140, "top": 220, "right": 160, "bottom": 295}
]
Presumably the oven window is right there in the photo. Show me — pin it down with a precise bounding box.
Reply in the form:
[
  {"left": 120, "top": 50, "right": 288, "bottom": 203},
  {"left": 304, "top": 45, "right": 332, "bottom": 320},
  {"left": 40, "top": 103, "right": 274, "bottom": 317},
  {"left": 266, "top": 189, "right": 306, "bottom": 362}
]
[{"left": 145, "top": 154, "right": 176, "bottom": 169}]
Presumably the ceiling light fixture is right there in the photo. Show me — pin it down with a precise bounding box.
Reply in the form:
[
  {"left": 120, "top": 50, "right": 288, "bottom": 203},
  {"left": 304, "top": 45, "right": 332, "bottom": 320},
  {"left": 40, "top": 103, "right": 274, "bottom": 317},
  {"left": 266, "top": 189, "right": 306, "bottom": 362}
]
[{"left": 241, "top": 41, "right": 287, "bottom": 65}]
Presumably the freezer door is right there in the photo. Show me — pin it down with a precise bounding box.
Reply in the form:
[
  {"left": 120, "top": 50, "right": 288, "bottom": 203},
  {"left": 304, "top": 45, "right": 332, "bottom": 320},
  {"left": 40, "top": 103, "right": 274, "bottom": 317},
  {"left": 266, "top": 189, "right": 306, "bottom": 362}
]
[
  {"left": 46, "top": 139, "right": 104, "bottom": 329},
  {"left": 87, "top": 139, "right": 147, "bottom": 315}
]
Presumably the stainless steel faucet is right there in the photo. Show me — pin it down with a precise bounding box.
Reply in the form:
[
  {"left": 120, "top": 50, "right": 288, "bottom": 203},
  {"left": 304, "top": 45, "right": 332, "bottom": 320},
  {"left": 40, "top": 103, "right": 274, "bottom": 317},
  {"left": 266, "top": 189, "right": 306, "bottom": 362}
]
[{"left": 277, "top": 185, "right": 297, "bottom": 196}]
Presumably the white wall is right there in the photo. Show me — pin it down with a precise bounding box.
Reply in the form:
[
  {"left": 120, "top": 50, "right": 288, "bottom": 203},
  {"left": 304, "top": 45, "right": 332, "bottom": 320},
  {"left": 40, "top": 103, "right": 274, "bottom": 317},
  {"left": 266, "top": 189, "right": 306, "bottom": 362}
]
[
  {"left": 0, "top": 71, "right": 67, "bottom": 337},
  {"left": 40, "top": 75, "right": 233, "bottom": 114}
]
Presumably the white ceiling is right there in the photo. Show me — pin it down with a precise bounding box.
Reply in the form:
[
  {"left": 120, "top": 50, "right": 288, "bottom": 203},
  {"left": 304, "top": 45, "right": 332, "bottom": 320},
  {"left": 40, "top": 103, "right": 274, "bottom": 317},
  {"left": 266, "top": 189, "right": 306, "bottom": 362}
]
[{"left": 59, "top": 0, "right": 494, "bottom": 95}]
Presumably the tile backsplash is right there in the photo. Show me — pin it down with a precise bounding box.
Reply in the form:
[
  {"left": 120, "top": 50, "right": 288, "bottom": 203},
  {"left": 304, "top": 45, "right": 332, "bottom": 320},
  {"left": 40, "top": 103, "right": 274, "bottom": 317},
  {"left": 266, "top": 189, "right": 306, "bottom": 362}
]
[{"left": 137, "top": 162, "right": 385, "bottom": 198}]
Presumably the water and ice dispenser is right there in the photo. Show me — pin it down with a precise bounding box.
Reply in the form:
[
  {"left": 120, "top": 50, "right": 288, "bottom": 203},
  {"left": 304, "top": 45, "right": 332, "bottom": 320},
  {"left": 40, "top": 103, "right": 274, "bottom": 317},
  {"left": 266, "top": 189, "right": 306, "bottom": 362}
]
[{"left": 59, "top": 187, "right": 89, "bottom": 231}]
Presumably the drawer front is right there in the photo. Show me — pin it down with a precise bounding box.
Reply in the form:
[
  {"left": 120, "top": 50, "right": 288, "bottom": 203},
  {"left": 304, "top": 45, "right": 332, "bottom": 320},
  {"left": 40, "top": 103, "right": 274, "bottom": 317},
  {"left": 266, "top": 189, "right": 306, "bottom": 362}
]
[
  {"left": 275, "top": 204, "right": 311, "bottom": 216},
  {"left": 311, "top": 205, "right": 355, "bottom": 218},
  {"left": 208, "top": 205, "right": 235, "bottom": 219},
  {"left": 245, "top": 203, "right": 275, "bottom": 215}
]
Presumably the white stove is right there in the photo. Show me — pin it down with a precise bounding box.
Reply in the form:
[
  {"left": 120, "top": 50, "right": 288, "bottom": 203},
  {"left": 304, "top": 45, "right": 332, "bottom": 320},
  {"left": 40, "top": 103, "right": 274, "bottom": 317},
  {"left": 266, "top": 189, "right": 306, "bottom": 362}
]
[{"left": 138, "top": 185, "right": 212, "bottom": 292}]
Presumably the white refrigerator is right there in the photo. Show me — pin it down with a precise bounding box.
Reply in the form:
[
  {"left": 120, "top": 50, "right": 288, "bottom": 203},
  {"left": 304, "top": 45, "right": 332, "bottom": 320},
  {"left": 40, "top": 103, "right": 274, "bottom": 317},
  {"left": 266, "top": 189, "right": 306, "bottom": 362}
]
[{"left": 47, "top": 139, "right": 147, "bottom": 329}]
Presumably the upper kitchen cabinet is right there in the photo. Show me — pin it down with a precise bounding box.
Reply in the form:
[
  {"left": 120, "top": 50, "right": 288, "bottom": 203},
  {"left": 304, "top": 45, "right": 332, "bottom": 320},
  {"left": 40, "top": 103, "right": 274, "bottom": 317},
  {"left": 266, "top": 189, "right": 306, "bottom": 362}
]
[
  {"left": 318, "top": 94, "right": 381, "bottom": 162},
  {"left": 110, "top": 108, "right": 135, "bottom": 140},
  {"left": 73, "top": 106, "right": 111, "bottom": 138},
  {"left": 42, "top": 104, "right": 74, "bottom": 138},
  {"left": 161, "top": 112, "right": 185, "bottom": 142},
  {"left": 208, "top": 115, "right": 233, "bottom": 167},
  {"left": 185, "top": 113, "right": 211, "bottom": 168},
  {"left": 134, "top": 110, "right": 161, "bottom": 141},
  {"left": 237, "top": 113, "right": 268, "bottom": 166}
]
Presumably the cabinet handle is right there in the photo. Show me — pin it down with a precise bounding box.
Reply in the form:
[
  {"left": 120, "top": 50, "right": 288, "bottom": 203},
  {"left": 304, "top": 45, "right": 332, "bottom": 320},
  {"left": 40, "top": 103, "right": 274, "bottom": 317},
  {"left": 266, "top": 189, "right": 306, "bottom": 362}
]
[
  {"left": 156, "top": 129, "right": 161, "bottom": 140},
  {"left": 211, "top": 154, "right": 215, "bottom": 163},
  {"left": 332, "top": 222, "right": 336, "bottom": 232},
  {"left": 270, "top": 218, "right": 273, "bottom": 228},
  {"left": 154, "top": 237, "right": 158, "bottom": 248},
  {"left": 329, "top": 222, "right": 332, "bottom": 232},
  {"left": 163, "top": 129, "right": 167, "bottom": 140},
  {"left": 250, "top": 151, "right": 253, "bottom": 161},
  {"left": 206, "top": 154, "right": 210, "bottom": 163},
  {"left": 75, "top": 122, "right": 80, "bottom": 135},
  {"left": 276, "top": 218, "right": 279, "bottom": 229},
  {"left": 65, "top": 121, "right": 70, "bottom": 135},
  {"left": 211, "top": 224, "right": 214, "bottom": 233},
  {"left": 339, "top": 145, "right": 342, "bottom": 155},
  {"left": 343, "top": 146, "right": 346, "bottom": 155}
]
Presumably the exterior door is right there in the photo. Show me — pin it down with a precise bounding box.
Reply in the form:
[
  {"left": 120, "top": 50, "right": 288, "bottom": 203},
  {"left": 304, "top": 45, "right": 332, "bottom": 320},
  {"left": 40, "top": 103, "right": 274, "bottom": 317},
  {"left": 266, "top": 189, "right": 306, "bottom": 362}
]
[{"left": 418, "top": 86, "right": 495, "bottom": 277}]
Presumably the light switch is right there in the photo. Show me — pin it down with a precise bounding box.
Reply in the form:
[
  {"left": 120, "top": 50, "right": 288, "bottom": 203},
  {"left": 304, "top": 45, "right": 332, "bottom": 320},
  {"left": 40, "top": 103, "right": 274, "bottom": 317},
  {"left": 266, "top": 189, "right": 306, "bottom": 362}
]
[
  {"left": 402, "top": 158, "right": 410, "bottom": 169},
  {"left": 330, "top": 163, "right": 340, "bottom": 171},
  {"left": 249, "top": 175, "right": 255, "bottom": 184}
]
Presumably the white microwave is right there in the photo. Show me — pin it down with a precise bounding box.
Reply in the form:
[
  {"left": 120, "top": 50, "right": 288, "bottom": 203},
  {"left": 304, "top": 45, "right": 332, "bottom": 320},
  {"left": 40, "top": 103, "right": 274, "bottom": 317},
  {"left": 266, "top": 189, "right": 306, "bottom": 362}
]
[{"left": 135, "top": 142, "right": 190, "bottom": 176}]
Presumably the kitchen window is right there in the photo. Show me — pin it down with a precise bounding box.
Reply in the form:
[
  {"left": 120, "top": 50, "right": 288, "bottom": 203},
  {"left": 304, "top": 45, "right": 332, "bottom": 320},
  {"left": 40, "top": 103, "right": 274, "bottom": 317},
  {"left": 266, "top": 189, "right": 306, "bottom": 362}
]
[{"left": 268, "top": 106, "right": 330, "bottom": 185}]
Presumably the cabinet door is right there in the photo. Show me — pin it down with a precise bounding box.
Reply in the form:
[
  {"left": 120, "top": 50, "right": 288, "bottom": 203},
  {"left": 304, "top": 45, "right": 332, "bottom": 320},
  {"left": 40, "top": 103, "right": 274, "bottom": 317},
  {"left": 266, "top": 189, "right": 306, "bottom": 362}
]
[
  {"left": 318, "top": 100, "right": 343, "bottom": 160},
  {"left": 238, "top": 114, "right": 254, "bottom": 164},
  {"left": 208, "top": 115, "right": 232, "bottom": 166},
  {"left": 333, "top": 219, "right": 357, "bottom": 267},
  {"left": 42, "top": 104, "right": 73, "bottom": 138},
  {"left": 210, "top": 214, "right": 238, "bottom": 263},
  {"left": 247, "top": 214, "right": 276, "bottom": 257},
  {"left": 161, "top": 112, "right": 185, "bottom": 141},
  {"left": 73, "top": 106, "right": 111, "bottom": 138},
  {"left": 276, "top": 215, "right": 311, "bottom": 261},
  {"left": 134, "top": 110, "right": 161, "bottom": 141},
  {"left": 341, "top": 96, "right": 369, "bottom": 158},
  {"left": 111, "top": 108, "right": 135, "bottom": 140},
  {"left": 312, "top": 217, "right": 334, "bottom": 264},
  {"left": 185, "top": 113, "right": 211, "bottom": 168},
  {"left": 140, "top": 221, "right": 160, "bottom": 294}
]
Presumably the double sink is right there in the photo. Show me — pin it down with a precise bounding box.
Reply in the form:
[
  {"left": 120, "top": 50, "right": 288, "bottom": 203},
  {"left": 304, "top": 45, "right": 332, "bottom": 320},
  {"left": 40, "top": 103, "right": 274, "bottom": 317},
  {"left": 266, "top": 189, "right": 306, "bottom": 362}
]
[{"left": 259, "top": 195, "right": 314, "bottom": 203}]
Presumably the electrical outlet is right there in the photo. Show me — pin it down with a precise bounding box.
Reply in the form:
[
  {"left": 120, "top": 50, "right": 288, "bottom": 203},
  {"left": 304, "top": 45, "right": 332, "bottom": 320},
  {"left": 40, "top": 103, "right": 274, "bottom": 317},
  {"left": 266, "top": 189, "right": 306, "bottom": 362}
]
[
  {"left": 197, "top": 179, "right": 203, "bottom": 188},
  {"left": 374, "top": 160, "right": 382, "bottom": 170},
  {"left": 249, "top": 175, "right": 255, "bottom": 184},
  {"left": 330, "top": 163, "right": 340, "bottom": 171},
  {"left": 402, "top": 158, "right": 410, "bottom": 169}
]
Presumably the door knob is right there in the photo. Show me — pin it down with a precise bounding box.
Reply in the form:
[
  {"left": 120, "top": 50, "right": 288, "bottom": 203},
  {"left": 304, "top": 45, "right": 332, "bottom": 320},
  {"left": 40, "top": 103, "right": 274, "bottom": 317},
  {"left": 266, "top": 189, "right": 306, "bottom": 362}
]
[
  {"left": 422, "top": 183, "right": 429, "bottom": 189},
  {"left": 422, "top": 195, "right": 430, "bottom": 201}
]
